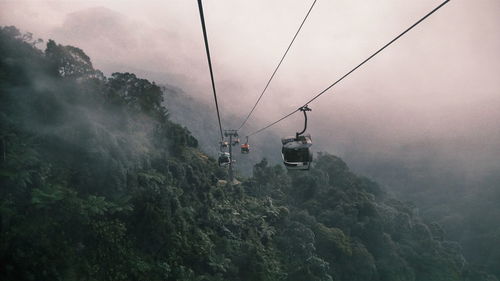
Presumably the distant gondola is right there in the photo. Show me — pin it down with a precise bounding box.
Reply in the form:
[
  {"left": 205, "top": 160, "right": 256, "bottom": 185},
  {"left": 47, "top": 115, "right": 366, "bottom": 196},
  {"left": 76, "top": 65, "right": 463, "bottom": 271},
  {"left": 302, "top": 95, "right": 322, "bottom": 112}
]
[
  {"left": 240, "top": 136, "right": 250, "bottom": 154},
  {"left": 241, "top": 143, "right": 250, "bottom": 154},
  {"left": 220, "top": 140, "right": 229, "bottom": 148},
  {"left": 218, "top": 152, "right": 231, "bottom": 166}
]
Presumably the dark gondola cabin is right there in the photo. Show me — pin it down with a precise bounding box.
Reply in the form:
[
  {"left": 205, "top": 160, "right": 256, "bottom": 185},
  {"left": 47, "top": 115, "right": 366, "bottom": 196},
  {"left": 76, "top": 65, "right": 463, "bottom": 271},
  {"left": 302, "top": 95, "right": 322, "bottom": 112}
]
[
  {"left": 218, "top": 152, "right": 231, "bottom": 166},
  {"left": 220, "top": 141, "right": 229, "bottom": 148},
  {"left": 240, "top": 143, "right": 250, "bottom": 154},
  {"left": 281, "top": 134, "right": 312, "bottom": 170}
]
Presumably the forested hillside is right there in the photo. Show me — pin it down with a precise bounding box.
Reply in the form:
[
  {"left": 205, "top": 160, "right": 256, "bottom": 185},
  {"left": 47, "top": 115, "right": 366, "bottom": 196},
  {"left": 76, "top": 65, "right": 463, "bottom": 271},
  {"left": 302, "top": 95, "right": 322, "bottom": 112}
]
[
  {"left": 356, "top": 155, "right": 500, "bottom": 280},
  {"left": 162, "top": 86, "right": 281, "bottom": 177},
  {"left": 0, "top": 26, "right": 496, "bottom": 281}
]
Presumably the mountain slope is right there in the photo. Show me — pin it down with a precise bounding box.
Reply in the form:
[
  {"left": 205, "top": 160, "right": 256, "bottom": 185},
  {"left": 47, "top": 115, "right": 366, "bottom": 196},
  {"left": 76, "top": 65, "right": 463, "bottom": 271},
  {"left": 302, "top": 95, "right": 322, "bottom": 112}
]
[{"left": 0, "top": 26, "right": 496, "bottom": 281}]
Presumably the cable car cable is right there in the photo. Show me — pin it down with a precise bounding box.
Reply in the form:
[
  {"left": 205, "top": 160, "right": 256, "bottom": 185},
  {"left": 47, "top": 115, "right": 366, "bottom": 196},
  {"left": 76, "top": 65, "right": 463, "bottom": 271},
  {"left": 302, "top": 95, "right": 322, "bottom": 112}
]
[
  {"left": 247, "top": 109, "right": 299, "bottom": 137},
  {"left": 246, "top": 0, "right": 451, "bottom": 138},
  {"left": 303, "top": 0, "right": 450, "bottom": 106},
  {"left": 197, "top": 0, "right": 224, "bottom": 140},
  {"left": 237, "top": 0, "right": 318, "bottom": 131}
]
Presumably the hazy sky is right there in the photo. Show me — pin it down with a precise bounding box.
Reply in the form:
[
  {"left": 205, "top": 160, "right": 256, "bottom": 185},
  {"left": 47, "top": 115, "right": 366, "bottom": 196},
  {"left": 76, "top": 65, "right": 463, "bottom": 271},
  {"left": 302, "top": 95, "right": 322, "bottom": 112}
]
[{"left": 1, "top": 0, "right": 500, "bottom": 178}]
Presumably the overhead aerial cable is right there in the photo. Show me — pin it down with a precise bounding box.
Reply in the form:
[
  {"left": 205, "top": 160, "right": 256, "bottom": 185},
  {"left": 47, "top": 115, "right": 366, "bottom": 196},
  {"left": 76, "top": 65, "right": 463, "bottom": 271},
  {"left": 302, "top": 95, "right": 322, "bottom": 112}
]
[
  {"left": 237, "top": 0, "right": 318, "bottom": 131},
  {"left": 246, "top": 0, "right": 451, "bottom": 138},
  {"left": 197, "top": 0, "right": 224, "bottom": 140}
]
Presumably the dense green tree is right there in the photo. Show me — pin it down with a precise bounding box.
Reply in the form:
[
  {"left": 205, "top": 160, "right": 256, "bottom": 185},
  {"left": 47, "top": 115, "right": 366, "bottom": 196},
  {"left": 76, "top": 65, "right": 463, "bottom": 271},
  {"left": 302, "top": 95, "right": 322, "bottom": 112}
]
[{"left": 0, "top": 26, "right": 497, "bottom": 281}]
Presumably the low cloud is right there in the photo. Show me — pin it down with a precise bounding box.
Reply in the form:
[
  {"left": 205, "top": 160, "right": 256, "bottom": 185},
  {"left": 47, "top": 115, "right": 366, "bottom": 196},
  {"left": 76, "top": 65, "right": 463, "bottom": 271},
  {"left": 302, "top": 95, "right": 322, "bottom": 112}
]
[{"left": 2, "top": 0, "right": 500, "bottom": 186}]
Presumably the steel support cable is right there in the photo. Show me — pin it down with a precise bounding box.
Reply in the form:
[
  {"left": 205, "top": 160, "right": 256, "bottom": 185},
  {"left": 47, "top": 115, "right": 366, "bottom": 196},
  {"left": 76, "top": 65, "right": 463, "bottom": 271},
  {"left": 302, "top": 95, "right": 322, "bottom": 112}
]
[
  {"left": 247, "top": 0, "right": 451, "bottom": 137},
  {"left": 197, "top": 0, "right": 224, "bottom": 140},
  {"left": 237, "top": 0, "right": 318, "bottom": 131}
]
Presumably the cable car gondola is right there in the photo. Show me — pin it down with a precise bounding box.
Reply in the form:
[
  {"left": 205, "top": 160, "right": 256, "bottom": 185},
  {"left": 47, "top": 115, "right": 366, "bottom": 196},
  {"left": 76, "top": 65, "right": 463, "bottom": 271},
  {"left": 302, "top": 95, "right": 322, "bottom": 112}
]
[
  {"left": 281, "top": 134, "right": 312, "bottom": 169},
  {"left": 218, "top": 152, "right": 231, "bottom": 167},
  {"left": 241, "top": 143, "right": 250, "bottom": 154},
  {"left": 220, "top": 140, "right": 229, "bottom": 149},
  {"left": 240, "top": 136, "right": 250, "bottom": 154},
  {"left": 281, "top": 106, "right": 313, "bottom": 170}
]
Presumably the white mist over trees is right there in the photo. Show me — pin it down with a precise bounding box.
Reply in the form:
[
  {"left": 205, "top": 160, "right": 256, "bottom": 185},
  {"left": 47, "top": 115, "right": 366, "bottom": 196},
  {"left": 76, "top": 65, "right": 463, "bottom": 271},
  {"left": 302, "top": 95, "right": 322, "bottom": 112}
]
[
  {"left": 2, "top": 25, "right": 499, "bottom": 281},
  {"left": 1, "top": 0, "right": 499, "bottom": 279}
]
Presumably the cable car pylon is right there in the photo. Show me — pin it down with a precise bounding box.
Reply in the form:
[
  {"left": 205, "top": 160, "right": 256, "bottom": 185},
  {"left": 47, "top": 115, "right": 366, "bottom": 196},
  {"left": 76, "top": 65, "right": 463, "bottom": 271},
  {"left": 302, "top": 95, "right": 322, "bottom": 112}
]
[{"left": 224, "top": 129, "right": 239, "bottom": 182}]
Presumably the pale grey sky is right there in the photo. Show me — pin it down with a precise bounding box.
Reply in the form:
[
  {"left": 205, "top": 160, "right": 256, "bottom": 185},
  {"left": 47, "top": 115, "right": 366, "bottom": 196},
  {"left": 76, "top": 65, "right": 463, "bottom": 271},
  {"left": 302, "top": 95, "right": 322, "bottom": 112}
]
[{"left": 1, "top": 0, "right": 500, "bottom": 177}]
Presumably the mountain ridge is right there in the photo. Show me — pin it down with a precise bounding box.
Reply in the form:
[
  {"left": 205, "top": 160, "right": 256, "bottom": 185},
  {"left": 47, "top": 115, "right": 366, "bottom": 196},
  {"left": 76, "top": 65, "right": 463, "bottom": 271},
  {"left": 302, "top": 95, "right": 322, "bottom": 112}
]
[{"left": 0, "top": 25, "right": 496, "bottom": 281}]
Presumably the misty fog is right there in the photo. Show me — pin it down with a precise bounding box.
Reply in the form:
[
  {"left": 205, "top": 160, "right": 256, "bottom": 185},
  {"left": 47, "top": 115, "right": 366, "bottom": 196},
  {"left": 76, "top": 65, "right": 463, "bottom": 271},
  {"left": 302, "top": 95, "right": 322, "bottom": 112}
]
[
  {"left": 3, "top": 0, "right": 500, "bottom": 279},
  {"left": 2, "top": 0, "right": 499, "bottom": 190}
]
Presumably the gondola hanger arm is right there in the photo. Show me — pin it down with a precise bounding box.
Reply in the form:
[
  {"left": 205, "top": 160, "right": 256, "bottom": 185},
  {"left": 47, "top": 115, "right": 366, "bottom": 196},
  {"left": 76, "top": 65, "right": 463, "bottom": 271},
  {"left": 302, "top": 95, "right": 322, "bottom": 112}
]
[{"left": 296, "top": 105, "right": 311, "bottom": 138}]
